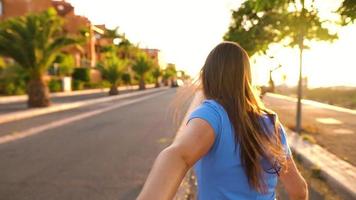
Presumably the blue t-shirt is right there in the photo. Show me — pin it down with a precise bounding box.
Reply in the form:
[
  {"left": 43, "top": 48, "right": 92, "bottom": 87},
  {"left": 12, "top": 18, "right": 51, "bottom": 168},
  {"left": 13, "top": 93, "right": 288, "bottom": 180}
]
[{"left": 187, "top": 99, "right": 291, "bottom": 200}]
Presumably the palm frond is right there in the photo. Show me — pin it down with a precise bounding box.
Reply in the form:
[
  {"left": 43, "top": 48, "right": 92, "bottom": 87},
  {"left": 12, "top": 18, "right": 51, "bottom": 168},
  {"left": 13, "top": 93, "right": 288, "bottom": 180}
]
[{"left": 0, "top": 9, "right": 77, "bottom": 75}]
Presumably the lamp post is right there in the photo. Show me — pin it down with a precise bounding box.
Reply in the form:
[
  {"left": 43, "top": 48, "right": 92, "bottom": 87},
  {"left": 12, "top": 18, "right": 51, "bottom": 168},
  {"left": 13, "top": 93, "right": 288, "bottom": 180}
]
[
  {"left": 296, "top": 1, "right": 306, "bottom": 135},
  {"left": 268, "top": 64, "right": 282, "bottom": 92}
]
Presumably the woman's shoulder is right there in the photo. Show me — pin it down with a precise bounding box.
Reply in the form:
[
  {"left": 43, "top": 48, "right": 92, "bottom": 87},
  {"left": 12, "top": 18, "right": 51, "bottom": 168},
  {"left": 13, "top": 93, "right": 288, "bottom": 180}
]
[
  {"left": 192, "top": 99, "right": 222, "bottom": 118},
  {"left": 201, "top": 99, "right": 224, "bottom": 112},
  {"left": 188, "top": 99, "right": 225, "bottom": 136}
]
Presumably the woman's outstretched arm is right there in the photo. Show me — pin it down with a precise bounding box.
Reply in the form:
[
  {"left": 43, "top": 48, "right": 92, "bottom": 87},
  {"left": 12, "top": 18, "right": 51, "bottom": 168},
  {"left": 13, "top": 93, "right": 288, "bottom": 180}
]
[{"left": 137, "top": 118, "right": 215, "bottom": 200}]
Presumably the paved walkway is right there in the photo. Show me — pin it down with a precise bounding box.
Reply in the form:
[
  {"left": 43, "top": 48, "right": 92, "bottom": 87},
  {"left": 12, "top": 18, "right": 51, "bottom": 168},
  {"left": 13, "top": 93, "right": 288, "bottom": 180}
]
[
  {"left": 263, "top": 93, "right": 356, "bottom": 166},
  {"left": 0, "top": 86, "right": 144, "bottom": 115}
]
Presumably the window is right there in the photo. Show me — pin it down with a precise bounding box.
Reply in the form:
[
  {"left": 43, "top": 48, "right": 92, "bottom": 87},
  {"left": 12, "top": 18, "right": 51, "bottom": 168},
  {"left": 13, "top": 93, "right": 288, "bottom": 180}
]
[{"left": 57, "top": 5, "right": 64, "bottom": 11}]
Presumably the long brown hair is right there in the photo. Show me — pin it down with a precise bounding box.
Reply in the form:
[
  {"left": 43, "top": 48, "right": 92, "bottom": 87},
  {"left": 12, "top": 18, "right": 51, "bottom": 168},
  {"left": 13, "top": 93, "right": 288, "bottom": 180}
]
[{"left": 201, "top": 42, "right": 287, "bottom": 192}]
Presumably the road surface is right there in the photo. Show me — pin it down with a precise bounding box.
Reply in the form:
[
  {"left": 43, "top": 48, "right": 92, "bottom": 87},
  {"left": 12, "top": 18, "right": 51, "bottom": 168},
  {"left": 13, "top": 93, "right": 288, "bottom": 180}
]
[{"left": 0, "top": 88, "right": 183, "bottom": 200}]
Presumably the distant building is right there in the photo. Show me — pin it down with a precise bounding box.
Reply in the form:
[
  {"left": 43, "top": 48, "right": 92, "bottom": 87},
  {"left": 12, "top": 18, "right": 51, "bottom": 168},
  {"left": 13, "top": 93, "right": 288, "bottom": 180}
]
[
  {"left": 0, "top": 0, "right": 111, "bottom": 69},
  {"left": 0, "top": 0, "right": 52, "bottom": 20},
  {"left": 51, "top": 0, "right": 99, "bottom": 68},
  {"left": 141, "top": 48, "right": 160, "bottom": 66},
  {"left": 0, "top": 0, "right": 115, "bottom": 83}
]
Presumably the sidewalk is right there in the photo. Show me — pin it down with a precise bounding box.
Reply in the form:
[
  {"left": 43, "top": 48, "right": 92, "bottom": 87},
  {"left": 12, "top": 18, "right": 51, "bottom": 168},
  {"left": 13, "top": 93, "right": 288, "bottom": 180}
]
[
  {"left": 0, "top": 85, "right": 151, "bottom": 104},
  {"left": 0, "top": 85, "right": 159, "bottom": 125},
  {"left": 287, "top": 129, "right": 356, "bottom": 199},
  {"left": 263, "top": 93, "right": 356, "bottom": 166},
  {"left": 0, "top": 88, "right": 168, "bottom": 145}
]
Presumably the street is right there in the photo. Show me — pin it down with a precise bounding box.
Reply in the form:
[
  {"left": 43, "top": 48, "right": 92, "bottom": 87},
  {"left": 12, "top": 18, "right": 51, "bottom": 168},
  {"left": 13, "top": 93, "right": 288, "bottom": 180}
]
[{"left": 0, "top": 89, "right": 181, "bottom": 200}]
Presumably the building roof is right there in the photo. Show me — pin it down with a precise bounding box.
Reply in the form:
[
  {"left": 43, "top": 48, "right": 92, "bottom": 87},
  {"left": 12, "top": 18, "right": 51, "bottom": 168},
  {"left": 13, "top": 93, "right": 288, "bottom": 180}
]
[{"left": 52, "top": 0, "right": 74, "bottom": 16}]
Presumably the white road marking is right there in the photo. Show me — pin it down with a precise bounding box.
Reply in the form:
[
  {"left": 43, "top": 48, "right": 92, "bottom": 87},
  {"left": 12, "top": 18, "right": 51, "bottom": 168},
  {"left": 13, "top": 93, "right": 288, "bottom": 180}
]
[
  {"left": 333, "top": 128, "right": 354, "bottom": 135},
  {"left": 0, "top": 91, "right": 166, "bottom": 145},
  {"left": 316, "top": 117, "right": 343, "bottom": 125}
]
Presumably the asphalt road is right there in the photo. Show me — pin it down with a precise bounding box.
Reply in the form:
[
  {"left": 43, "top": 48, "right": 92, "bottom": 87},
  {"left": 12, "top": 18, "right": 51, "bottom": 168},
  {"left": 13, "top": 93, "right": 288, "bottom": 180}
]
[
  {"left": 263, "top": 93, "right": 356, "bottom": 166},
  {"left": 0, "top": 88, "right": 182, "bottom": 200}
]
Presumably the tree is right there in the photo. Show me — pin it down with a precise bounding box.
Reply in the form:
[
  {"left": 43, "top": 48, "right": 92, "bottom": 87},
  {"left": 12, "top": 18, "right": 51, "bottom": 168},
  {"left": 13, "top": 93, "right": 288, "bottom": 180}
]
[
  {"left": 121, "top": 72, "right": 132, "bottom": 86},
  {"left": 151, "top": 66, "right": 162, "bottom": 88},
  {"left": 224, "top": 0, "right": 337, "bottom": 134},
  {"left": 97, "top": 47, "right": 127, "bottom": 95},
  {"left": 338, "top": 0, "right": 356, "bottom": 25},
  {"left": 132, "top": 54, "right": 153, "bottom": 90},
  {"left": 224, "top": 1, "right": 283, "bottom": 56},
  {"left": 162, "top": 63, "right": 177, "bottom": 86},
  {"left": 0, "top": 9, "right": 77, "bottom": 107},
  {"left": 178, "top": 70, "right": 191, "bottom": 81},
  {"left": 103, "top": 26, "right": 122, "bottom": 40},
  {"left": 116, "top": 35, "right": 140, "bottom": 61},
  {"left": 224, "top": 0, "right": 337, "bottom": 56},
  {"left": 55, "top": 53, "right": 75, "bottom": 77}
]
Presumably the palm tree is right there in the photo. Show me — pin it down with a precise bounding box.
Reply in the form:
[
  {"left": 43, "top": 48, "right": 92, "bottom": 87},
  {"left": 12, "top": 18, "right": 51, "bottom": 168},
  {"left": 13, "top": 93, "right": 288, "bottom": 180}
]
[
  {"left": 97, "top": 50, "right": 127, "bottom": 95},
  {"left": 0, "top": 9, "right": 77, "bottom": 107},
  {"left": 162, "top": 63, "right": 177, "bottom": 86},
  {"left": 152, "top": 66, "right": 162, "bottom": 88},
  {"left": 132, "top": 54, "right": 153, "bottom": 90}
]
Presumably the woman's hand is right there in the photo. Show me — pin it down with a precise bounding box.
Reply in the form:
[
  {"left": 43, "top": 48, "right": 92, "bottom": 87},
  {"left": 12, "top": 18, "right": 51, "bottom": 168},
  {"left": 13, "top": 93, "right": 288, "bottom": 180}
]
[
  {"left": 279, "top": 157, "right": 308, "bottom": 200},
  {"left": 137, "top": 118, "right": 215, "bottom": 200}
]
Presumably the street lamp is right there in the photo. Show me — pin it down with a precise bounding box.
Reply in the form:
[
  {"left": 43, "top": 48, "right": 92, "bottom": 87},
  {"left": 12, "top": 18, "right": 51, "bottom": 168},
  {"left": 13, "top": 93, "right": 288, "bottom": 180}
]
[{"left": 268, "top": 64, "right": 282, "bottom": 92}]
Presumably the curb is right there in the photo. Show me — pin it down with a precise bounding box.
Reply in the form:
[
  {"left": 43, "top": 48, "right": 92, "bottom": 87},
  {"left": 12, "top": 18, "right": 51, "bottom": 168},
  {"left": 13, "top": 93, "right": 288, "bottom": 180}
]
[
  {"left": 0, "top": 84, "right": 155, "bottom": 104},
  {"left": 287, "top": 130, "right": 356, "bottom": 199},
  {"left": 0, "top": 87, "right": 166, "bottom": 125}
]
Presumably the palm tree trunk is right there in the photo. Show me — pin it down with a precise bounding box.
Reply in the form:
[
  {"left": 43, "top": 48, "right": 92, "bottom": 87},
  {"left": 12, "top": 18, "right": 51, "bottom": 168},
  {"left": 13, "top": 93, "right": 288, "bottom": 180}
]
[
  {"left": 139, "top": 77, "right": 146, "bottom": 90},
  {"left": 109, "top": 84, "right": 119, "bottom": 95},
  {"left": 155, "top": 79, "right": 160, "bottom": 88},
  {"left": 27, "top": 77, "right": 50, "bottom": 108},
  {"left": 163, "top": 79, "right": 169, "bottom": 86}
]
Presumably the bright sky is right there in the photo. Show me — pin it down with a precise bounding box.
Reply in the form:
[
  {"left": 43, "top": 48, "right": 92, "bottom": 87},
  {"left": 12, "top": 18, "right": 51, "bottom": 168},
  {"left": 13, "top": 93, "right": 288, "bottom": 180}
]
[{"left": 68, "top": 0, "right": 356, "bottom": 88}]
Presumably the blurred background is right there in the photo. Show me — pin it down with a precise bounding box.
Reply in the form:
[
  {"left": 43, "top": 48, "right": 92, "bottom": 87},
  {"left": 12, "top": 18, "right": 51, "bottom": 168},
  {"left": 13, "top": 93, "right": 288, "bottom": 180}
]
[{"left": 0, "top": 0, "right": 355, "bottom": 199}]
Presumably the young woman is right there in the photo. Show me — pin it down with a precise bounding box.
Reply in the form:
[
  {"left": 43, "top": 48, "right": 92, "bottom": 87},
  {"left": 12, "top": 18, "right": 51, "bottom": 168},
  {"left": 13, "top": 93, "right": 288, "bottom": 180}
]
[{"left": 137, "top": 42, "right": 308, "bottom": 200}]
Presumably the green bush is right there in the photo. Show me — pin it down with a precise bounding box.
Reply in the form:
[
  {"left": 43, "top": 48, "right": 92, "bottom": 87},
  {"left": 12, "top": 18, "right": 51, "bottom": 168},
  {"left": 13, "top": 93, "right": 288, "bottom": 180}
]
[
  {"left": 144, "top": 72, "right": 154, "bottom": 84},
  {"left": 84, "top": 82, "right": 102, "bottom": 89},
  {"left": 0, "top": 81, "right": 26, "bottom": 95},
  {"left": 84, "top": 81, "right": 112, "bottom": 89},
  {"left": 0, "top": 63, "right": 27, "bottom": 95},
  {"left": 48, "top": 79, "right": 62, "bottom": 92},
  {"left": 121, "top": 73, "right": 132, "bottom": 85},
  {"left": 72, "top": 68, "right": 90, "bottom": 82},
  {"left": 72, "top": 80, "right": 85, "bottom": 91},
  {"left": 55, "top": 53, "right": 75, "bottom": 77},
  {"left": 101, "top": 81, "right": 112, "bottom": 88}
]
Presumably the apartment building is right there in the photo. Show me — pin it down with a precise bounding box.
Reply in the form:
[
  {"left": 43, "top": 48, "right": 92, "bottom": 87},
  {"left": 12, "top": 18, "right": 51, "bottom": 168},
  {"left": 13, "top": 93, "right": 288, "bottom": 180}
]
[{"left": 0, "top": 0, "right": 110, "bottom": 69}]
